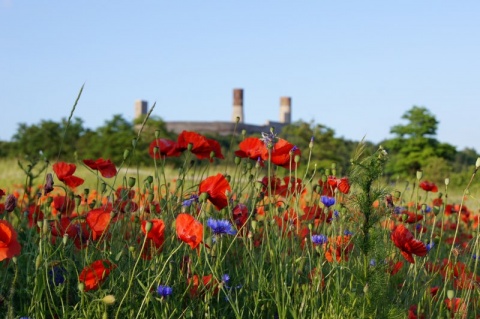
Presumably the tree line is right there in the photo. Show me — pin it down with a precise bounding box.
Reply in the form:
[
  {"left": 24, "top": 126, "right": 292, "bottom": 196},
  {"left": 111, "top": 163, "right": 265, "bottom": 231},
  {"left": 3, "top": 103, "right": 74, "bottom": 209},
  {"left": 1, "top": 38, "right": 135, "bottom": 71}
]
[{"left": 0, "top": 106, "right": 477, "bottom": 187}]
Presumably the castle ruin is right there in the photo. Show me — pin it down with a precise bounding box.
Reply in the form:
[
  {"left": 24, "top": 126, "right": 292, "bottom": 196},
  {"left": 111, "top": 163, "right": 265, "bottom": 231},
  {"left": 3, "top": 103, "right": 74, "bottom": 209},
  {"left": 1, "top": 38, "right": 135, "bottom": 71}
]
[{"left": 135, "top": 89, "right": 292, "bottom": 136}]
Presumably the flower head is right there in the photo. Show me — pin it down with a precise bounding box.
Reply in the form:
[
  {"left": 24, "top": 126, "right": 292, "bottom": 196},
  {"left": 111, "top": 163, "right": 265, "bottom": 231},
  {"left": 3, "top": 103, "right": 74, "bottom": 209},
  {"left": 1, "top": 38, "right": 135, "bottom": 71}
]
[
  {"left": 419, "top": 181, "right": 438, "bottom": 193},
  {"left": 391, "top": 224, "right": 427, "bottom": 263},
  {"left": 0, "top": 220, "right": 21, "bottom": 261},
  {"left": 83, "top": 158, "right": 117, "bottom": 178},
  {"left": 156, "top": 285, "right": 173, "bottom": 298},
  {"left": 199, "top": 174, "right": 231, "bottom": 210},
  {"left": 321, "top": 196, "right": 335, "bottom": 208},
  {"left": 176, "top": 213, "right": 203, "bottom": 250},
  {"left": 78, "top": 259, "right": 115, "bottom": 291},
  {"left": 53, "top": 162, "right": 84, "bottom": 189},
  {"left": 207, "top": 218, "right": 236, "bottom": 236},
  {"left": 311, "top": 234, "right": 328, "bottom": 245},
  {"left": 260, "top": 130, "right": 278, "bottom": 148}
]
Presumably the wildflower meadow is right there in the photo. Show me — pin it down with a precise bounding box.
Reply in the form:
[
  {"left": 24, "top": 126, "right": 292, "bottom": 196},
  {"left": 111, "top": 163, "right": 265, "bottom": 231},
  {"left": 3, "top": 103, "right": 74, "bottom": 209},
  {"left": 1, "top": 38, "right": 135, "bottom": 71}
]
[{"left": 1, "top": 100, "right": 479, "bottom": 319}]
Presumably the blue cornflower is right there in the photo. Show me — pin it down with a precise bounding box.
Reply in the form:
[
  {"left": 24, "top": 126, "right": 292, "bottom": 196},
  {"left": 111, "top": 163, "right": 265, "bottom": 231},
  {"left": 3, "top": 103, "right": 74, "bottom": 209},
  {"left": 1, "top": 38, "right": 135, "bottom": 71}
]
[
  {"left": 426, "top": 242, "right": 435, "bottom": 252},
  {"left": 320, "top": 196, "right": 335, "bottom": 208},
  {"left": 260, "top": 131, "right": 278, "bottom": 148},
  {"left": 48, "top": 266, "right": 66, "bottom": 286},
  {"left": 369, "top": 259, "right": 377, "bottom": 267},
  {"left": 182, "top": 194, "right": 199, "bottom": 207},
  {"left": 394, "top": 206, "right": 405, "bottom": 215},
  {"left": 207, "top": 218, "right": 236, "bottom": 236},
  {"left": 473, "top": 254, "right": 479, "bottom": 260},
  {"left": 222, "top": 274, "right": 230, "bottom": 283},
  {"left": 344, "top": 229, "right": 353, "bottom": 236},
  {"left": 334, "top": 210, "right": 340, "bottom": 219},
  {"left": 157, "top": 285, "right": 173, "bottom": 298},
  {"left": 311, "top": 234, "right": 328, "bottom": 245},
  {"left": 290, "top": 145, "right": 298, "bottom": 153}
]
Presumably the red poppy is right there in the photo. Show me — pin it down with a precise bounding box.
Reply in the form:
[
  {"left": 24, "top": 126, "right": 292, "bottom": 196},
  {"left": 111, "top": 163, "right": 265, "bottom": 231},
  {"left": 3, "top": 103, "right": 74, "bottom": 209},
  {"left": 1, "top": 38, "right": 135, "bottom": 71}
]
[
  {"left": 141, "top": 219, "right": 165, "bottom": 249},
  {"left": 444, "top": 298, "right": 467, "bottom": 317},
  {"left": 176, "top": 213, "right": 203, "bottom": 249},
  {"left": 388, "top": 260, "right": 404, "bottom": 275},
  {"left": 268, "top": 138, "right": 301, "bottom": 169},
  {"left": 53, "top": 162, "right": 84, "bottom": 189},
  {"left": 397, "top": 211, "right": 423, "bottom": 224},
  {"left": 26, "top": 204, "right": 44, "bottom": 228},
  {"left": 198, "top": 174, "right": 231, "bottom": 210},
  {"left": 0, "top": 189, "right": 5, "bottom": 199},
  {"left": 78, "top": 259, "right": 115, "bottom": 291},
  {"left": 419, "top": 181, "right": 438, "bottom": 192},
  {"left": 206, "top": 138, "right": 225, "bottom": 161},
  {"left": 324, "top": 235, "right": 354, "bottom": 262},
  {"left": 83, "top": 158, "right": 117, "bottom": 178},
  {"left": 188, "top": 274, "right": 219, "bottom": 297},
  {"left": 0, "top": 220, "right": 22, "bottom": 261},
  {"left": 148, "top": 138, "right": 181, "bottom": 158},
  {"left": 274, "top": 176, "right": 306, "bottom": 197},
  {"left": 51, "top": 195, "right": 75, "bottom": 216},
  {"left": 408, "top": 304, "right": 425, "bottom": 319},
  {"left": 86, "top": 207, "right": 113, "bottom": 240},
  {"left": 177, "top": 131, "right": 223, "bottom": 161},
  {"left": 391, "top": 224, "right": 427, "bottom": 263},
  {"left": 232, "top": 203, "right": 249, "bottom": 230},
  {"left": 235, "top": 137, "right": 266, "bottom": 161}
]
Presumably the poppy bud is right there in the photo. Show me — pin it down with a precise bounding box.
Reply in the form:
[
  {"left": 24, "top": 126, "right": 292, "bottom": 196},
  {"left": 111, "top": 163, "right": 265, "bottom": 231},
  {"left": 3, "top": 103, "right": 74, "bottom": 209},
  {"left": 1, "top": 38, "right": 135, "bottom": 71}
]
[
  {"left": 294, "top": 155, "right": 300, "bottom": 163},
  {"left": 35, "top": 254, "right": 42, "bottom": 270},
  {"left": 78, "top": 282, "right": 85, "bottom": 293},
  {"left": 416, "top": 170, "right": 423, "bottom": 180},
  {"left": 476, "top": 157, "right": 480, "bottom": 170},
  {"left": 44, "top": 173, "right": 54, "bottom": 195},
  {"left": 225, "top": 175, "right": 231, "bottom": 183},
  {"left": 128, "top": 177, "right": 136, "bottom": 188},
  {"left": 234, "top": 156, "right": 241, "bottom": 165},
  {"left": 145, "top": 175, "right": 154, "bottom": 184},
  {"left": 132, "top": 138, "right": 137, "bottom": 148},
  {"left": 309, "top": 137, "right": 314, "bottom": 149},
  {"left": 251, "top": 220, "right": 257, "bottom": 231},
  {"left": 402, "top": 214, "right": 408, "bottom": 222},
  {"left": 187, "top": 143, "right": 193, "bottom": 151},
  {"left": 421, "top": 204, "right": 427, "bottom": 213},
  {"left": 325, "top": 169, "right": 330, "bottom": 176},
  {"left": 155, "top": 129, "right": 161, "bottom": 139},
  {"left": 241, "top": 129, "right": 246, "bottom": 136},
  {"left": 89, "top": 200, "right": 96, "bottom": 209},
  {"left": 235, "top": 116, "right": 240, "bottom": 123},
  {"left": 100, "top": 182, "right": 107, "bottom": 194},
  {"left": 433, "top": 206, "right": 440, "bottom": 215},
  {"left": 84, "top": 188, "right": 90, "bottom": 196},
  {"left": 445, "top": 178, "right": 449, "bottom": 186},
  {"left": 147, "top": 193, "right": 154, "bottom": 202},
  {"left": 5, "top": 194, "right": 17, "bottom": 212},
  {"left": 321, "top": 175, "right": 327, "bottom": 183},
  {"left": 144, "top": 221, "right": 153, "bottom": 233},
  {"left": 246, "top": 162, "right": 253, "bottom": 170},
  {"left": 62, "top": 234, "right": 69, "bottom": 245},
  {"left": 199, "top": 193, "right": 208, "bottom": 202},
  {"left": 447, "top": 290, "right": 454, "bottom": 300},
  {"left": 102, "top": 295, "right": 116, "bottom": 305},
  {"left": 153, "top": 146, "right": 159, "bottom": 155},
  {"left": 74, "top": 195, "right": 82, "bottom": 207},
  {"left": 331, "top": 169, "right": 336, "bottom": 176},
  {"left": 123, "top": 149, "right": 130, "bottom": 160}
]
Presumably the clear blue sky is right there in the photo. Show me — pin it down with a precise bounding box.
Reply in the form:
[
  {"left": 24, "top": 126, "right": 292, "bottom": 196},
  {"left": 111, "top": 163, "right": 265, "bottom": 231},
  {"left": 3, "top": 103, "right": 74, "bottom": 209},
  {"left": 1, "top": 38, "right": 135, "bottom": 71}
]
[{"left": 1, "top": 1, "right": 479, "bottom": 152}]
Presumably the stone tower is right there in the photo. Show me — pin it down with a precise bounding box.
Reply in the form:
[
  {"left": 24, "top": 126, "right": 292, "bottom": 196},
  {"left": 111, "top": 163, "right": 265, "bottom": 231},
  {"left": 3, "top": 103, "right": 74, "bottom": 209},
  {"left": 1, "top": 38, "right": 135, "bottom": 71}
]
[
  {"left": 231, "top": 88, "right": 244, "bottom": 123},
  {"left": 279, "top": 96, "right": 291, "bottom": 124},
  {"left": 134, "top": 100, "right": 148, "bottom": 119}
]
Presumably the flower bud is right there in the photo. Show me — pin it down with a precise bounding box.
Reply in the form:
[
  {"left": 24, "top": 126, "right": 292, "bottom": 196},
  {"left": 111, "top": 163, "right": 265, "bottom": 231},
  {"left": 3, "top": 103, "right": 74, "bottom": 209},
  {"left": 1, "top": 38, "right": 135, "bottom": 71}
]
[
  {"left": 445, "top": 178, "right": 450, "bottom": 186},
  {"left": 309, "top": 137, "right": 314, "bottom": 149},
  {"left": 476, "top": 157, "right": 480, "bottom": 169},
  {"left": 102, "top": 295, "right": 116, "bottom": 305},
  {"left": 123, "top": 149, "right": 130, "bottom": 160},
  {"left": 44, "top": 173, "right": 54, "bottom": 195},
  {"left": 78, "top": 282, "right": 85, "bottom": 293},
  {"left": 128, "top": 177, "right": 136, "bottom": 188},
  {"left": 447, "top": 290, "right": 454, "bottom": 299},
  {"left": 74, "top": 195, "right": 82, "bottom": 207},
  {"left": 4, "top": 194, "right": 17, "bottom": 212},
  {"left": 132, "top": 138, "right": 138, "bottom": 148},
  {"left": 234, "top": 156, "right": 241, "bottom": 165},
  {"left": 325, "top": 169, "right": 330, "bottom": 176},
  {"left": 187, "top": 143, "right": 193, "bottom": 151},
  {"left": 294, "top": 155, "right": 300, "bottom": 163},
  {"left": 145, "top": 175, "right": 154, "bottom": 184},
  {"left": 416, "top": 170, "right": 423, "bottom": 180},
  {"left": 144, "top": 221, "right": 153, "bottom": 233},
  {"left": 35, "top": 254, "right": 43, "bottom": 270},
  {"left": 155, "top": 130, "right": 161, "bottom": 139}
]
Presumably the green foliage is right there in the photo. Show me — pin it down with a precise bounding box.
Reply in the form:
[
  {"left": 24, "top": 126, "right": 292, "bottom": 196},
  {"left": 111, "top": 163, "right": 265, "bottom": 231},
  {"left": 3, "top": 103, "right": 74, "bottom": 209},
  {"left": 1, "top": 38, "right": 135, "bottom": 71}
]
[
  {"left": 281, "top": 120, "right": 363, "bottom": 174},
  {"left": 383, "top": 106, "right": 462, "bottom": 178},
  {"left": 11, "top": 117, "right": 85, "bottom": 162}
]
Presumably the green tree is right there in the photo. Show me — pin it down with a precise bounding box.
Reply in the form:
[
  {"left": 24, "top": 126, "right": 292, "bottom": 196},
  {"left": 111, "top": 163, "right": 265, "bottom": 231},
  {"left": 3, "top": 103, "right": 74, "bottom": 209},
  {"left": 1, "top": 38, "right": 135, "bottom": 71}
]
[
  {"left": 281, "top": 120, "right": 361, "bottom": 175},
  {"left": 11, "top": 117, "right": 85, "bottom": 162},
  {"left": 382, "top": 106, "right": 457, "bottom": 179}
]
